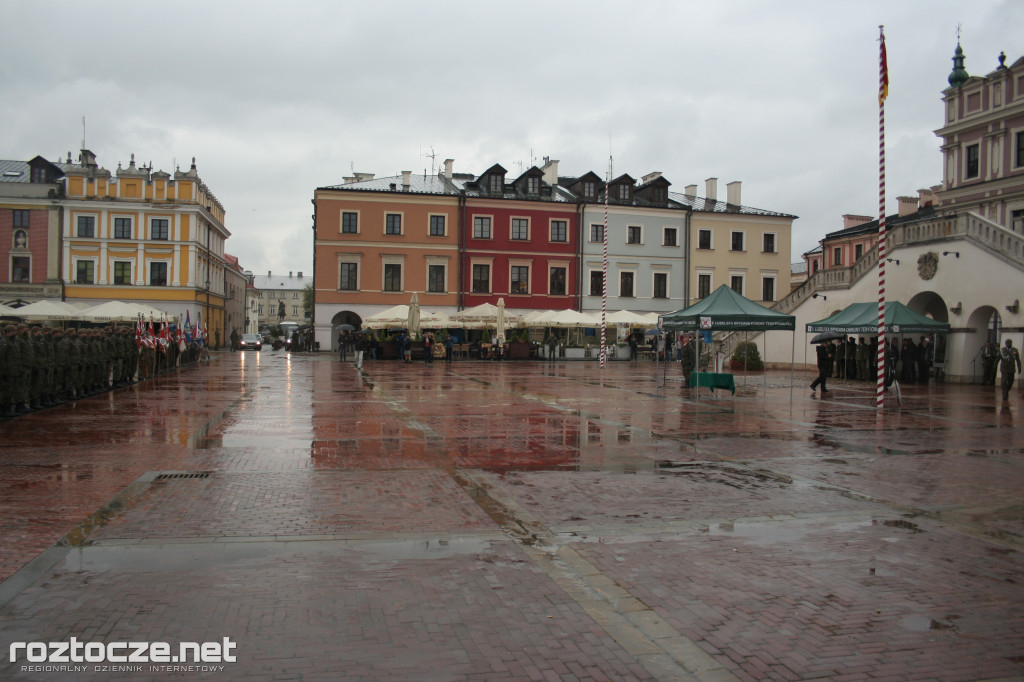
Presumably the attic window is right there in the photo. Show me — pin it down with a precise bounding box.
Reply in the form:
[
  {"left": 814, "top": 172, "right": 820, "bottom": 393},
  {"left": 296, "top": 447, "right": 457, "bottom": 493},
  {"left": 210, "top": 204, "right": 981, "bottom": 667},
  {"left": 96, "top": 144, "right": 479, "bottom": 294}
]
[
  {"left": 489, "top": 175, "right": 503, "bottom": 193},
  {"left": 617, "top": 184, "right": 630, "bottom": 200},
  {"left": 3, "top": 171, "right": 22, "bottom": 177},
  {"left": 583, "top": 181, "right": 595, "bottom": 198},
  {"left": 527, "top": 176, "right": 539, "bottom": 194}
]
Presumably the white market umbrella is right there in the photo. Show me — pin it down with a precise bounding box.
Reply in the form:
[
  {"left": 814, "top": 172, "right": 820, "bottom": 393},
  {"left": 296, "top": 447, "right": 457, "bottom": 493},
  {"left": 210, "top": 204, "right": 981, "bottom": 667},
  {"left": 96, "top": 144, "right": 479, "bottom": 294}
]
[
  {"left": 496, "top": 298, "right": 506, "bottom": 340},
  {"left": 364, "top": 305, "right": 410, "bottom": 329},
  {"left": 407, "top": 292, "right": 421, "bottom": 336},
  {"left": 9, "top": 299, "right": 77, "bottom": 321}
]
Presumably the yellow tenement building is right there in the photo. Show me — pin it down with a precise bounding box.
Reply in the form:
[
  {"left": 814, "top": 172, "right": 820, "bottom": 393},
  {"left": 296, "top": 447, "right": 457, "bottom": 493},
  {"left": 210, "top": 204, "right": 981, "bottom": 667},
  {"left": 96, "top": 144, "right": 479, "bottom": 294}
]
[{"left": 60, "top": 150, "right": 230, "bottom": 341}]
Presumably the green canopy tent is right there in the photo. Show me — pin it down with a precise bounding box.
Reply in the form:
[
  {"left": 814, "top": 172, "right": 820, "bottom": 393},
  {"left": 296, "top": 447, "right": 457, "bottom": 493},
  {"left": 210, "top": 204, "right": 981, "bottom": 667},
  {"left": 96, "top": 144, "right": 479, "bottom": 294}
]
[
  {"left": 807, "top": 301, "right": 951, "bottom": 382},
  {"left": 806, "top": 301, "right": 950, "bottom": 335},
  {"left": 660, "top": 285, "right": 797, "bottom": 400}
]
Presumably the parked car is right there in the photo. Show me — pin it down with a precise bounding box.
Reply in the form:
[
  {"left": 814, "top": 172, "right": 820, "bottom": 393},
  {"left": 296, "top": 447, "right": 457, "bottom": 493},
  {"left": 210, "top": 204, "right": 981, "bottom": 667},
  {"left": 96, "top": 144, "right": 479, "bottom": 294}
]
[{"left": 238, "top": 333, "right": 263, "bottom": 351}]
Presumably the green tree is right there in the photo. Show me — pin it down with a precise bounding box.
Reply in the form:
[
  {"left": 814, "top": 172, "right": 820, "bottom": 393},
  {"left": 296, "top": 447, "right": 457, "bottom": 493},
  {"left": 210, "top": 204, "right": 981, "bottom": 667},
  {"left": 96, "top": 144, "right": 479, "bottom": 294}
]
[
  {"left": 302, "top": 282, "right": 314, "bottom": 320},
  {"left": 730, "top": 341, "right": 764, "bottom": 371}
]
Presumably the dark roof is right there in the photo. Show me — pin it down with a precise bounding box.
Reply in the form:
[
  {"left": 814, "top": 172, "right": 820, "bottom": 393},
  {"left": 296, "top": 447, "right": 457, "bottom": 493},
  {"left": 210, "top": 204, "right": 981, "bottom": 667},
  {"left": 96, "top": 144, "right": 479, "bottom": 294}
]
[{"left": 823, "top": 205, "right": 936, "bottom": 241}]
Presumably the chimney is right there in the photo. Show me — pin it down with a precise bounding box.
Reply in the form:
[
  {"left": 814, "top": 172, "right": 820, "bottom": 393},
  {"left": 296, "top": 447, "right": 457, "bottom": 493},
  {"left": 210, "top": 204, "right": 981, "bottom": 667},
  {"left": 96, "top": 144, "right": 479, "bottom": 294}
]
[
  {"left": 289, "top": 271, "right": 293, "bottom": 277},
  {"left": 297, "top": 271, "right": 303, "bottom": 278},
  {"left": 353, "top": 172, "right": 375, "bottom": 182},
  {"left": 842, "top": 214, "right": 873, "bottom": 229},
  {"left": 267, "top": 270, "right": 272, "bottom": 277},
  {"left": 726, "top": 181, "right": 741, "bottom": 207},
  {"left": 443, "top": 158, "right": 454, "bottom": 180},
  {"left": 897, "top": 196, "right": 919, "bottom": 217},
  {"left": 705, "top": 178, "right": 718, "bottom": 202},
  {"left": 541, "top": 158, "right": 559, "bottom": 186},
  {"left": 401, "top": 170, "right": 411, "bottom": 189},
  {"left": 684, "top": 184, "right": 697, "bottom": 197}
]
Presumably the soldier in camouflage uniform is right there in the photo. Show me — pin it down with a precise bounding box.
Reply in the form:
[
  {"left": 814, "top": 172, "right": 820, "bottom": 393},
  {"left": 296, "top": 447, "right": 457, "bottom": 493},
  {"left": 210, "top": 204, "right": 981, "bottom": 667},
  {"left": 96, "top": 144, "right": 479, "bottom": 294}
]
[
  {"left": 50, "top": 328, "right": 66, "bottom": 405},
  {"left": 14, "top": 325, "right": 34, "bottom": 412},
  {"left": 64, "top": 328, "right": 82, "bottom": 399},
  {"left": 31, "top": 326, "right": 52, "bottom": 408}
]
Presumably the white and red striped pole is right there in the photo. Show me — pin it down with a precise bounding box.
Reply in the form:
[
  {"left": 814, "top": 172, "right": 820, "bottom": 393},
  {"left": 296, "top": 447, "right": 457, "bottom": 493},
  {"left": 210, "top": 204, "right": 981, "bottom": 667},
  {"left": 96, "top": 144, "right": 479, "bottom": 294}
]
[
  {"left": 876, "top": 26, "right": 889, "bottom": 409},
  {"left": 600, "top": 156, "right": 611, "bottom": 367}
]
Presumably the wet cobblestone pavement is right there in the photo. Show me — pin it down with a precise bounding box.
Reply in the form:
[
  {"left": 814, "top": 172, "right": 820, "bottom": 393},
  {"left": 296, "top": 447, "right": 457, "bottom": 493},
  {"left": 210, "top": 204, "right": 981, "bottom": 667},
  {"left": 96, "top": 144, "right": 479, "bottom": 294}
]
[{"left": 0, "top": 352, "right": 1022, "bottom": 680}]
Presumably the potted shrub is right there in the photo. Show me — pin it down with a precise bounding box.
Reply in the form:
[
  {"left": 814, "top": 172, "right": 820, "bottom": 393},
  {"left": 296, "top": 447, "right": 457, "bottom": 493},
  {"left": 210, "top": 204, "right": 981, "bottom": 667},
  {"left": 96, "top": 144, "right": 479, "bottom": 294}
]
[{"left": 729, "top": 341, "right": 764, "bottom": 372}]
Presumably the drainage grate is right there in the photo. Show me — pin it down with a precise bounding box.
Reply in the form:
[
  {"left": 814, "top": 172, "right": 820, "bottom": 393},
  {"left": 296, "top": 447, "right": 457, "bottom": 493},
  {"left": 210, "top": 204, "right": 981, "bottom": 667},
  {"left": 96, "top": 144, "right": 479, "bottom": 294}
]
[{"left": 154, "top": 471, "right": 213, "bottom": 480}]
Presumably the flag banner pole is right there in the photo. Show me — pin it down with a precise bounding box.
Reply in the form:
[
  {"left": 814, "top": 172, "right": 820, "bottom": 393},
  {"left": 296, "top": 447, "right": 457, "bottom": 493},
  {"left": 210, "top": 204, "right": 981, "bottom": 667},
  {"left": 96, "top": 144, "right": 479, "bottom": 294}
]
[
  {"left": 876, "top": 25, "right": 889, "bottom": 409},
  {"left": 600, "top": 156, "right": 611, "bottom": 367}
]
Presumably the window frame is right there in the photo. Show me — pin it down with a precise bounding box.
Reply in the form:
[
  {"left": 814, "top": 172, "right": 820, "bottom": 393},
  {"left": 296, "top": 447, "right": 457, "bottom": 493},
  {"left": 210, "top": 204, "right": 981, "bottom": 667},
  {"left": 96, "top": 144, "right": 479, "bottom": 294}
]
[
  {"left": 549, "top": 219, "right": 567, "bottom": 243},
  {"left": 383, "top": 263, "right": 402, "bottom": 292},
  {"left": 113, "top": 260, "right": 133, "bottom": 285},
  {"left": 619, "top": 271, "right": 635, "bottom": 298},
  {"left": 548, "top": 266, "right": 567, "bottom": 296},
  {"left": 653, "top": 272, "right": 668, "bottom": 299},
  {"left": 589, "top": 270, "right": 604, "bottom": 297},
  {"left": 339, "top": 262, "right": 359, "bottom": 291},
  {"left": 526, "top": 176, "right": 540, "bottom": 194},
  {"left": 150, "top": 218, "right": 169, "bottom": 241},
  {"left": 471, "top": 263, "right": 491, "bottom": 294},
  {"left": 964, "top": 143, "right": 980, "bottom": 179},
  {"left": 697, "top": 272, "right": 712, "bottom": 299},
  {"left": 730, "top": 274, "right": 744, "bottom": 295},
  {"left": 427, "top": 264, "right": 446, "bottom": 293},
  {"left": 510, "top": 217, "right": 530, "bottom": 241},
  {"left": 626, "top": 225, "right": 642, "bottom": 245},
  {"left": 833, "top": 246, "right": 842, "bottom": 266},
  {"left": 75, "top": 259, "right": 95, "bottom": 284},
  {"left": 761, "top": 275, "right": 776, "bottom": 303},
  {"left": 473, "top": 215, "right": 492, "bottom": 240},
  {"left": 149, "top": 261, "right": 169, "bottom": 286},
  {"left": 341, "top": 211, "right": 359, "bottom": 234},
  {"left": 590, "top": 223, "right": 604, "bottom": 243},
  {"left": 663, "top": 227, "right": 678, "bottom": 247},
  {"left": 510, "top": 265, "right": 530, "bottom": 295},
  {"left": 77, "top": 215, "right": 96, "bottom": 238},
  {"left": 12, "top": 209, "right": 29, "bottom": 228},
  {"left": 114, "top": 217, "right": 133, "bottom": 239},
  {"left": 1015, "top": 130, "right": 1024, "bottom": 169},
  {"left": 697, "top": 229, "right": 712, "bottom": 250},
  {"left": 762, "top": 232, "right": 777, "bottom": 253},
  {"left": 428, "top": 214, "right": 446, "bottom": 237},
  {"left": 10, "top": 255, "right": 30, "bottom": 283},
  {"left": 730, "top": 231, "right": 745, "bottom": 252},
  {"left": 385, "top": 213, "right": 403, "bottom": 236}
]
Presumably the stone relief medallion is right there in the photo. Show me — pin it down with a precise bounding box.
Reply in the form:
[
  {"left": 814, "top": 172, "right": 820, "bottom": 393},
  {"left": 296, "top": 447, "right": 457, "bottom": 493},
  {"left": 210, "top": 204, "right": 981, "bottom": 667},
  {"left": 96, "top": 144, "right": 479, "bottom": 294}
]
[{"left": 917, "top": 252, "right": 938, "bottom": 280}]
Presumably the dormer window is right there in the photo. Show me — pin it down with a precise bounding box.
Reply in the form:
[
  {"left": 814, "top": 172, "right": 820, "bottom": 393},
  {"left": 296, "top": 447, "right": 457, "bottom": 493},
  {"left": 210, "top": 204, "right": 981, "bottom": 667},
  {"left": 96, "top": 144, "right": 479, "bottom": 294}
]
[
  {"left": 583, "top": 181, "right": 595, "bottom": 198},
  {"left": 527, "top": 176, "right": 539, "bottom": 194},
  {"left": 652, "top": 187, "right": 665, "bottom": 202},
  {"left": 489, "top": 175, "right": 503, "bottom": 193},
  {"left": 617, "top": 184, "right": 630, "bottom": 200}
]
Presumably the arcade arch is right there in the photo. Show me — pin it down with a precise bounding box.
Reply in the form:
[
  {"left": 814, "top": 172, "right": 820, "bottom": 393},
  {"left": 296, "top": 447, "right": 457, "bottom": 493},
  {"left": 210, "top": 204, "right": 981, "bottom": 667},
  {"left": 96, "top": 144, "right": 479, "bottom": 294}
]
[{"left": 329, "top": 310, "right": 362, "bottom": 351}]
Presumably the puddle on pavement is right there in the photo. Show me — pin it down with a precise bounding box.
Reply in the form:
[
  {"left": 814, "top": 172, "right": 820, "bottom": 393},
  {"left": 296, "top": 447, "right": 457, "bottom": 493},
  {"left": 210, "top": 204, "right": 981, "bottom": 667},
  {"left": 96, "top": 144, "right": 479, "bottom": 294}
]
[
  {"left": 63, "top": 536, "right": 494, "bottom": 575},
  {"left": 656, "top": 461, "right": 793, "bottom": 489},
  {"left": 708, "top": 518, "right": 873, "bottom": 545}
]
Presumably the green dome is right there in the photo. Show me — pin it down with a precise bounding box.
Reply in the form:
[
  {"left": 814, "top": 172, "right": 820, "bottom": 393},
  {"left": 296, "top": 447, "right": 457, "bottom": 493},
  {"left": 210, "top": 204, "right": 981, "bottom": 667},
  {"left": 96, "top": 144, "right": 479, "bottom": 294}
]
[{"left": 948, "top": 43, "right": 969, "bottom": 88}]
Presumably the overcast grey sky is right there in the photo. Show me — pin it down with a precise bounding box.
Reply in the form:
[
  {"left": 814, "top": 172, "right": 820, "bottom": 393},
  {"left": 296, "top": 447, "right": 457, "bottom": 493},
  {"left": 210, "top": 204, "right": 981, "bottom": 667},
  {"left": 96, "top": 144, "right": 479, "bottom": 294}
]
[{"left": 2, "top": 1, "right": 1020, "bottom": 276}]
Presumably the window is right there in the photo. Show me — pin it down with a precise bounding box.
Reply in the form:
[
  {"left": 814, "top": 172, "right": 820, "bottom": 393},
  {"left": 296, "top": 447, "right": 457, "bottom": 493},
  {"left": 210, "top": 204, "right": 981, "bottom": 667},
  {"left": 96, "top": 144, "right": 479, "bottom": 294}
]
[
  {"left": 150, "top": 262, "right": 168, "bottom": 286},
  {"left": 511, "top": 218, "right": 529, "bottom": 240},
  {"left": 549, "top": 267, "right": 566, "bottom": 295},
  {"left": 619, "top": 272, "right": 634, "bottom": 297},
  {"left": 730, "top": 275, "right": 743, "bottom": 295},
  {"left": 510, "top": 266, "right": 529, "bottom": 294},
  {"left": 583, "top": 181, "right": 595, "bottom": 198},
  {"left": 292, "top": 306, "right": 298, "bottom": 316},
  {"left": 1016, "top": 131, "right": 1024, "bottom": 168},
  {"left": 663, "top": 228, "right": 677, "bottom": 247},
  {"left": 77, "top": 216, "right": 95, "bottom": 238},
  {"left": 383, "top": 263, "right": 402, "bottom": 291},
  {"left": 627, "top": 226, "right": 641, "bottom": 244},
  {"left": 653, "top": 273, "right": 668, "bottom": 298},
  {"left": 731, "top": 231, "right": 745, "bottom": 251},
  {"left": 617, "top": 184, "right": 629, "bottom": 200},
  {"left": 698, "top": 229, "right": 712, "bottom": 249},
  {"left": 527, "top": 176, "right": 539, "bottom": 194},
  {"left": 763, "top": 233, "right": 776, "bottom": 253},
  {"left": 293, "top": 292, "right": 299, "bottom": 299},
  {"left": 965, "top": 143, "right": 980, "bottom": 179},
  {"left": 590, "top": 271, "right": 603, "bottom": 296},
  {"left": 339, "top": 263, "right": 358, "bottom": 290},
  {"left": 652, "top": 187, "right": 666, "bottom": 202},
  {"left": 471, "top": 264, "right": 490, "bottom": 293},
  {"left": 385, "top": 214, "right": 402, "bottom": 235},
  {"left": 429, "top": 215, "right": 446, "bottom": 237},
  {"left": 428, "top": 264, "right": 445, "bottom": 293},
  {"left": 698, "top": 274, "right": 711, "bottom": 299},
  {"left": 13, "top": 210, "right": 29, "bottom": 228},
  {"left": 833, "top": 247, "right": 842, "bottom": 266},
  {"left": 473, "top": 216, "right": 491, "bottom": 239},
  {"left": 11, "top": 257, "right": 29, "bottom": 283},
  {"left": 150, "top": 219, "right": 168, "bottom": 240},
  {"left": 489, "top": 174, "right": 503, "bottom": 193},
  {"left": 75, "top": 261, "right": 94, "bottom": 284},
  {"left": 31, "top": 166, "right": 48, "bottom": 183},
  {"left": 550, "top": 220, "right": 567, "bottom": 242},
  {"left": 113, "top": 261, "right": 132, "bottom": 285},
  {"left": 341, "top": 212, "right": 358, "bottom": 234},
  {"left": 855, "top": 244, "right": 863, "bottom": 260},
  {"left": 114, "top": 218, "right": 132, "bottom": 239},
  {"left": 590, "top": 224, "right": 604, "bottom": 242},
  {"left": 762, "top": 277, "right": 775, "bottom": 302},
  {"left": 1013, "top": 209, "right": 1024, "bottom": 234}
]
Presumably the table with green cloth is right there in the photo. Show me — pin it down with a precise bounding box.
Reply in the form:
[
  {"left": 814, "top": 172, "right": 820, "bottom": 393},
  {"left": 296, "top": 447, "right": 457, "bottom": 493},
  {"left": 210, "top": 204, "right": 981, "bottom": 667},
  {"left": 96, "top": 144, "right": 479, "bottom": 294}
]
[{"left": 689, "top": 371, "right": 736, "bottom": 394}]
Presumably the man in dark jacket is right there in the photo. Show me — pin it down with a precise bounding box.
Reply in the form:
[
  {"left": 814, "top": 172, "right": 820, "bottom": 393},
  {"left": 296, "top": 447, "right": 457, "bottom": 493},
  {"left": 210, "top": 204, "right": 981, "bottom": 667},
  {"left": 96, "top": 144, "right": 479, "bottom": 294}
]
[{"left": 810, "top": 341, "right": 831, "bottom": 394}]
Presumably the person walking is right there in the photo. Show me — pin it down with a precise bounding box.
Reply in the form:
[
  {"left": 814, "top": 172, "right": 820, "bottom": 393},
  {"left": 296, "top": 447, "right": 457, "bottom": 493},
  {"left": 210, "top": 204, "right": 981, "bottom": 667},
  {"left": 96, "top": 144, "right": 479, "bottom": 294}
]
[
  {"left": 999, "top": 338, "right": 1021, "bottom": 400},
  {"left": 423, "top": 332, "right": 433, "bottom": 364},
  {"left": 981, "top": 341, "right": 998, "bottom": 385},
  {"left": 354, "top": 332, "right": 367, "bottom": 370},
  {"left": 444, "top": 334, "right": 454, "bottom": 363},
  {"left": 918, "top": 336, "right": 932, "bottom": 384},
  {"left": 337, "top": 330, "right": 348, "bottom": 361},
  {"left": 810, "top": 340, "right": 831, "bottom": 394}
]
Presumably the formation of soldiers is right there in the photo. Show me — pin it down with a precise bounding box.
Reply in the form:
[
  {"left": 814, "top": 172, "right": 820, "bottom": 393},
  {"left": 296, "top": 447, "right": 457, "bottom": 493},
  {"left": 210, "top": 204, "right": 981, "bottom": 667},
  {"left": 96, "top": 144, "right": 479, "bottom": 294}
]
[{"left": 0, "top": 324, "right": 205, "bottom": 419}]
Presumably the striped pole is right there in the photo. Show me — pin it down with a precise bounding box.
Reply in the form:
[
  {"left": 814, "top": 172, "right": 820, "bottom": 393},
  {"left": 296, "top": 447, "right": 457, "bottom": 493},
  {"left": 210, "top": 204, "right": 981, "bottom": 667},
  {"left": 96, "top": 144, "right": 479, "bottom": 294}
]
[
  {"left": 600, "top": 156, "right": 611, "bottom": 367},
  {"left": 876, "top": 26, "right": 888, "bottom": 409}
]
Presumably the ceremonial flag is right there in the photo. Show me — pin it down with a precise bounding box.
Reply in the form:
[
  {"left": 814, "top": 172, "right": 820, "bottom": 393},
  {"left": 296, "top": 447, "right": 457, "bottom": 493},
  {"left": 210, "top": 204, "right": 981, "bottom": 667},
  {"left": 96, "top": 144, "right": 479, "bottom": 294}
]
[
  {"left": 879, "top": 31, "right": 889, "bottom": 105},
  {"left": 135, "top": 315, "right": 143, "bottom": 349},
  {"left": 184, "top": 310, "right": 193, "bottom": 344}
]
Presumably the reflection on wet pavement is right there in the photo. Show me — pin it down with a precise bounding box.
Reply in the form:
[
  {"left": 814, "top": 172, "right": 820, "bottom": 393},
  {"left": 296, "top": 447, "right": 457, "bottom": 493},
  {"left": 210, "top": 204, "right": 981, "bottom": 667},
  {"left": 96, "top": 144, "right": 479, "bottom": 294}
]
[{"left": 0, "top": 351, "right": 1022, "bottom": 680}]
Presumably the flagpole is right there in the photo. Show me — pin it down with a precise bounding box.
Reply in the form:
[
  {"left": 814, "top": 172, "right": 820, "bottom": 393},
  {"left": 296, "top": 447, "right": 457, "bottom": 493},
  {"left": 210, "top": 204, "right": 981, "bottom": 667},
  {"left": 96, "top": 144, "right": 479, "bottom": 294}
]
[
  {"left": 875, "top": 25, "right": 889, "bottom": 409},
  {"left": 600, "top": 156, "right": 611, "bottom": 368}
]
